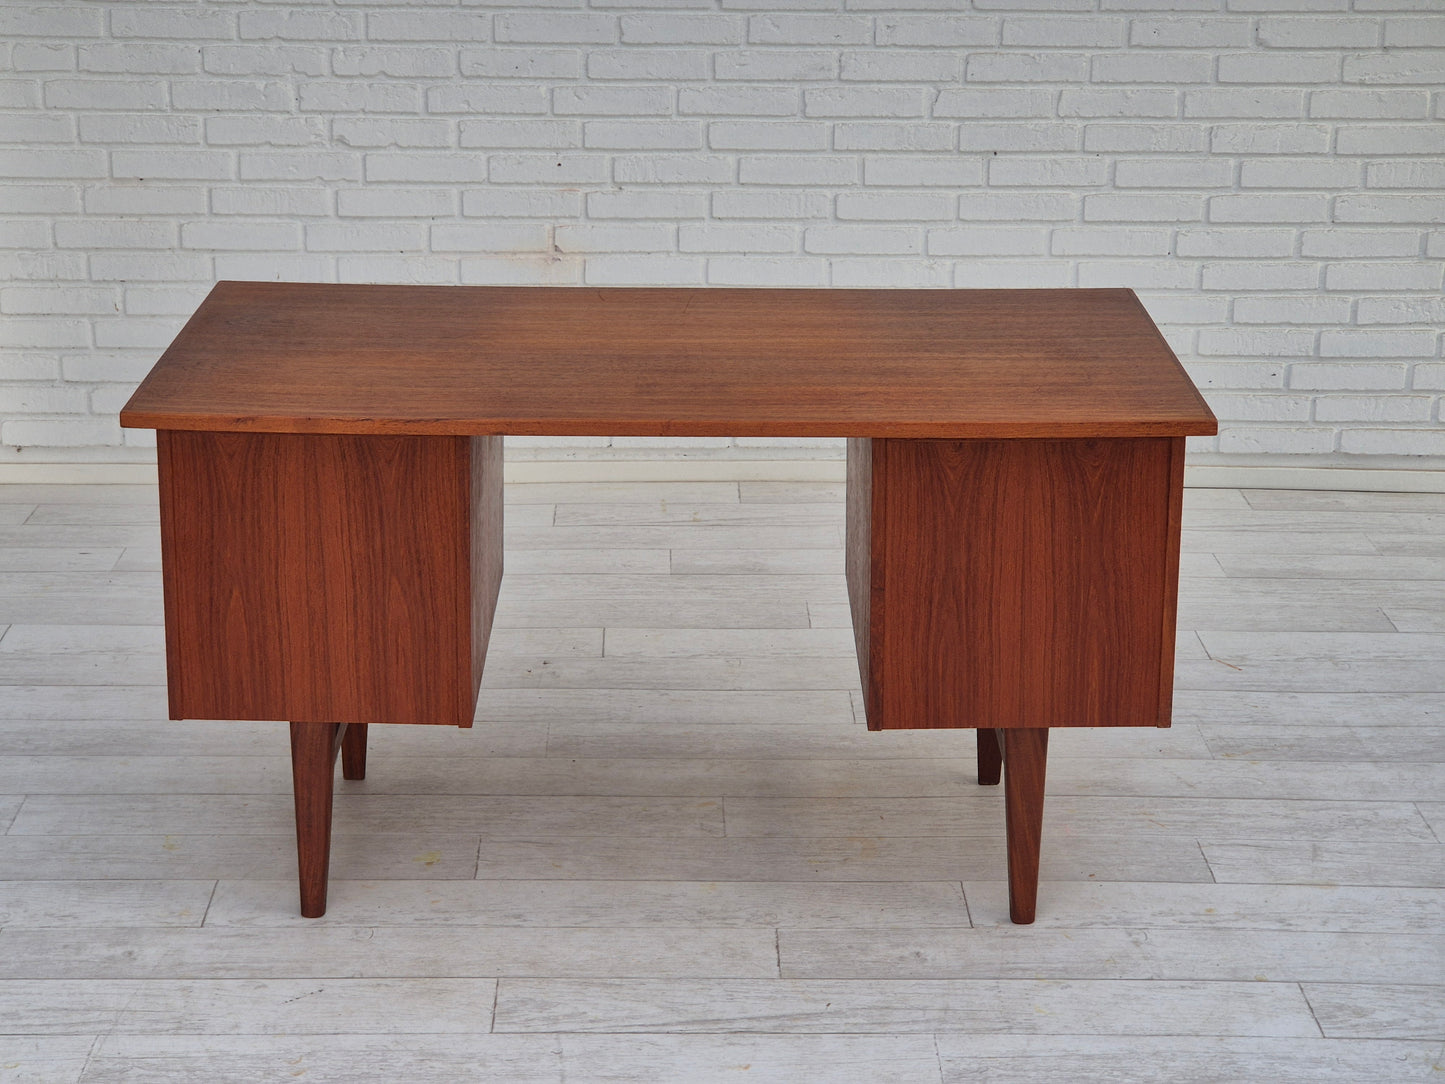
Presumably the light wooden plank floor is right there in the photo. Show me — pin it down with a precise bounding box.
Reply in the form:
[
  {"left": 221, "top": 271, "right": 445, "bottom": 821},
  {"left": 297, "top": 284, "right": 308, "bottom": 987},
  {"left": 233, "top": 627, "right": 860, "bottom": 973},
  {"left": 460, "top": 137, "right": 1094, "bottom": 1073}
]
[{"left": 0, "top": 480, "right": 1442, "bottom": 1083}]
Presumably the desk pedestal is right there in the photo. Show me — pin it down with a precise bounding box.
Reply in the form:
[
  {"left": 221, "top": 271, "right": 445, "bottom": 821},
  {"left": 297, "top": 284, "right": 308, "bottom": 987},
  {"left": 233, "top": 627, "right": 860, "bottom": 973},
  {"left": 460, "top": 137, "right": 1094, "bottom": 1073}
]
[{"left": 156, "top": 431, "right": 1184, "bottom": 922}]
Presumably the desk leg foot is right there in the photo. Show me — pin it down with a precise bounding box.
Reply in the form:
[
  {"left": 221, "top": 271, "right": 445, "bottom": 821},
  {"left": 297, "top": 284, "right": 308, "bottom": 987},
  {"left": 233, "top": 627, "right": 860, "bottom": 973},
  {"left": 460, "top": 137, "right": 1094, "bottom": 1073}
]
[
  {"left": 1003, "top": 727, "right": 1049, "bottom": 925},
  {"left": 341, "top": 722, "right": 368, "bottom": 781},
  {"left": 290, "top": 721, "right": 345, "bottom": 919},
  {"left": 976, "top": 728, "right": 1003, "bottom": 786}
]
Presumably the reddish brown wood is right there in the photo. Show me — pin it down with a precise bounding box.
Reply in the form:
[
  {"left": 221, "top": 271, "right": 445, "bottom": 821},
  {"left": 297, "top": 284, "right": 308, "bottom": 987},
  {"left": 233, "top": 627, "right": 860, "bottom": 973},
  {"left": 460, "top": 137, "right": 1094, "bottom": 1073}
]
[
  {"left": 1002, "top": 727, "right": 1049, "bottom": 925},
  {"left": 340, "top": 722, "right": 367, "bottom": 781},
  {"left": 977, "top": 728, "right": 1003, "bottom": 787},
  {"left": 121, "top": 283, "right": 1217, "bottom": 440},
  {"left": 291, "top": 721, "right": 344, "bottom": 918},
  {"left": 156, "top": 430, "right": 502, "bottom": 727},
  {"left": 848, "top": 437, "right": 1183, "bottom": 731}
]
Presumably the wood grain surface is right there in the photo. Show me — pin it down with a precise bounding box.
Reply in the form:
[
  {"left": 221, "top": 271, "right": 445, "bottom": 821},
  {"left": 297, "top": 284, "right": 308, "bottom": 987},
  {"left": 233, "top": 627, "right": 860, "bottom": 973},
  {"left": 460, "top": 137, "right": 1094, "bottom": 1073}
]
[
  {"left": 121, "top": 283, "right": 1217, "bottom": 440},
  {"left": 157, "top": 430, "right": 501, "bottom": 726},
  {"left": 849, "top": 437, "right": 1184, "bottom": 730}
]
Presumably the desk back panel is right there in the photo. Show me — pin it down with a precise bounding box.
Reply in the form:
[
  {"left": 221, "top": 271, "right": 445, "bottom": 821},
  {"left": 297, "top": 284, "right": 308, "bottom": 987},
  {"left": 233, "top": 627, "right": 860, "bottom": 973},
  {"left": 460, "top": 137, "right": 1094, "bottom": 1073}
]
[
  {"left": 848, "top": 436, "right": 1184, "bottom": 730},
  {"left": 157, "top": 430, "right": 502, "bottom": 726}
]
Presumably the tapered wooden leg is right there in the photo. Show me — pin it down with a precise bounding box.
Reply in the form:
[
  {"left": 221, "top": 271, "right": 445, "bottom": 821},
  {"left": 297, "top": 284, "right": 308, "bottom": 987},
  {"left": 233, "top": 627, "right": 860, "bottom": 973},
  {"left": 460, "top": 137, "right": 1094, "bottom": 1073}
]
[
  {"left": 290, "top": 721, "right": 344, "bottom": 918},
  {"left": 1002, "top": 727, "right": 1049, "bottom": 925},
  {"left": 341, "top": 722, "right": 368, "bottom": 780},
  {"left": 976, "top": 728, "right": 1003, "bottom": 786}
]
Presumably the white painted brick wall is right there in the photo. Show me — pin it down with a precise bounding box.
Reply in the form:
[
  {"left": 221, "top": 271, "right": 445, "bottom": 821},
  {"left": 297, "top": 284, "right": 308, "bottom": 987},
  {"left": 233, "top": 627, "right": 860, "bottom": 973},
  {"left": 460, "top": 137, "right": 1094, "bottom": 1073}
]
[{"left": 2, "top": 2, "right": 1443, "bottom": 469}]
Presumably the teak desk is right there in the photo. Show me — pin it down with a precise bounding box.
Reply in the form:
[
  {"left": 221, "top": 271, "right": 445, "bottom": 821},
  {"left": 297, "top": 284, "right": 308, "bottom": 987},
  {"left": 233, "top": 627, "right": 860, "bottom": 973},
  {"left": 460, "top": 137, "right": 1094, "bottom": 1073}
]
[{"left": 121, "top": 282, "right": 1217, "bottom": 923}]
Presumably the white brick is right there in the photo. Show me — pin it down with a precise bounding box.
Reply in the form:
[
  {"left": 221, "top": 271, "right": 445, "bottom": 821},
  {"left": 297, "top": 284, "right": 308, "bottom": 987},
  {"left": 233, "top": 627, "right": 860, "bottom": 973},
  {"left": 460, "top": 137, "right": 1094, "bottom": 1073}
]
[
  {"left": 13, "top": 43, "right": 74, "bottom": 72},
  {"left": 335, "top": 255, "right": 455, "bottom": 285},
  {"left": 240, "top": 152, "right": 362, "bottom": 182},
  {"left": 989, "top": 157, "right": 1108, "bottom": 186},
  {"left": 1052, "top": 228, "right": 1173, "bottom": 256},
  {"left": 875, "top": 16, "right": 999, "bottom": 47},
  {"left": 1413, "top": 365, "right": 1445, "bottom": 390},
  {"left": 1290, "top": 362, "right": 1409, "bottom": 390},
  {"left": 1201, "top": 261, "right": 1320, "bottom": 290},
  {"left": 1211, "top": 123, "right": 1332, "bottom": 154},
  {"left": 0, "top": 252, "right": 87, "bottom": 280},
  {"left": 77, "top": 114, "right": 199, "bottom": 144},
  {"left": 1077, "top": 260, "right": 1196, "bottom": 289},
  {"left": 1308, "top": 230, "right": 1422, "bottom": 261},
  {"left": 1239, "top": 158, "right": 1361, "bottom": 188},
  {"left": 928, "top": 227, "right": 1047, "bottom": 256},
  {"left": 0, "top": 83, "right": 39, "bottom": 109},
  {"left": 804, "top": 87, "right": 927, "bottom": 117},
  {"left": 113, "top": 8, "right": 234, "bottom": 40},
  {"left": 203, "top": 46, "right": 328, "bottom": 78},
  {"left": 714, "top": 51, "right": 837, "bottom": 82},
  {"left": 832, "top": 260, "right": 952, "bottom": 288},
  {"left": 1234, "top": 295, "right": 1353, "bottom": 324},
  {"left": 1130, "top": 18, "right": 1253, "bottom": 47},
  {"left": 1198, "top": 328, "right": 1316, "bottom": 356},
  {"left": 1339, "top": 428, "right": 1445, "bottom": 456},
  {"left": 1315, "top": 396, "right": 1434, "bottom": 422},
  {"left": 1258, "top": 17, "right": 1381, "bottom": 47},
  {"left": 583, "top": 254, "right": 701, "bottom": 285},
  {"left": 587, "top": 191, "right": 707, "bottom": 219},
  {"left": 1367, "top": 160, "right": 1445, "bottom": 188},
  {"left": 3, "top": 185, "right": 79, "bottom": 214},
  {"left": 620, "top": 15, "right": 743, "bottom": 44},
  {"left": 94, "top": 317, "right": 185, "bottom": 349},
  {"left": 1, "top": 114, "right": 74, "bottom": 142},
  {"left": 1176, "top": 229, "right": 1295, "bottom": 258},
  {"left": 213, "top": 187, "right": 330, "bottom": 218},
  {"left": 305, "top": 222, "right": 426, "bottom": 252},
  {"left": 364, "top": 154, "right": 485, "bottom": 183},
  {"left": 1083, "top": 124, "right": 1205, "bottom": 152},
  {"left": 554, "top": 85, "right": 671, "bottom": 115},
  {"left": 45, "top": 79, "right": 166, "bottom": 110},
  {"left": 705, "top": 257, "right": 828, "bottom": 287},
  {"left": 933, "top": 88, "right": 1053, "bottom": 117},
  {"left": 1219, "top": 52, "right": 1341, "bottom": 84},
  {"left": 180, "top": 222, "right": 300, "bottom": 252},
  {"left": 460, "top": 256, "right": 581, "bottom": 286},
  {"left": 0, "top": 6, "right": 102, "bottom": 38},
  {"left": 494, "top": 14, "right": 616, "bottom": 45},
  {"left": 1342, "top": 52, "right": 1445, "bottom": 85},
  {"left": 679, "top": 224, "right": 797, "bottom": 253},
  {"left": 174, "top": 80, "right": 294, "bottom": 112},
  {"left": 1338, "top": 125, "right": 1445, "bottom": 155},
  {"left": 84, "top": 186, "right": 207, "bottom": 215},
  {"left": 0, "top": 220, "right": 50, "bottom": 248},
  {"left": 1208, "top": 194, "right": 1330, "bottom": 222},
  {"left": 88, "top": 253, "right": 212, "bottom": 282},
  {"left": 1202, "top": 393, "right": 1313, "bottom": 422},
  {"left": 428, "top": 85, "right": 547, "bottom": 115},
  {"left": 112, "top": 150, "right": 233, "bottom": 181},
  {"left": 1320, "top": 330, "right": 1438, "bottom": 357},
  {"left": 238, "top": 11, "right": 363, "bottom": 42},
  {"left": 587, "top": 50, "right": 709, "bottom": 82},
  {"left": 804, "top": 225, "right": 922, "bottom": 255},
  {"left": 336, "top": 187, "right": 454, "bottom": 217},
  {"left": 462, "top": 49, "right": 581, "bottom": 80},
  {"left": 585, "top": 121, "right": 701, "bottom": 150},
  {"left": 962, "top": 191, "right": 1079, "bottom": 219},
  {"left": 1325, "top": 261, "right": 1442, "bottom": 290},
  {"left": 0, "top": 317, "right": 88, "bottom": 348},
  {"left": 966, "top": 52, "right": 1089, "bottom": 82},
  {"left": 748, "top": 15, "right": 871, "bottom": 45},
  {"left": 461, "top": 120, "right": 580, "bottom": 149},
  {"left": 953, "top": 260, "right": 1072, "bottom": 288},
  {"left": 1335, "top": 193, "right": 1445, "bottom": 222},
  {"left": 78, "top": 44, "right": 202, "bottom": 75},
  {"left": 712, "top": 189, "right": 832, "bottom": 219},
  {"left": 738, "top": 156, "right": 857, "bottom": 186},
  {"left": 708, "top": 122, "right": 828, "bottom": 151},
  {"left": 1182, "top": 361, "right": 1285, "bottom": 389},
  {"left": 297, "top": 82, "right": 422, "bottom": 114},
  {"left": 836, "top": 192, "right": 955, "bottom": 220},
  {"left": 1, "top": 287, "right": 115, "bottom": 315},
  {"left": 365, "top": 12, "right": 492, "bottom": 42},
  {"left": 206, "top": 116, "right": 325, "bottom": 147},
  {"left": 2, "top": 417, "right": 122, "bottom": 447},
  {"left": 680, "top": 86, "right": 797, "bottom": 116},
  {"left": 487, "top": 154, "right": 610, "bottom": 184},
  {"left": 615, "top": 155, "right": 733, "bottom": 184},
  {"left": 1217, "top": 427, "right": 1335, "bottom": 455},
  {"left": 333, "top": 118, "right": 451, "bottom": 148},
  {"left": 333, "top": 47, "right": 455, "bottom": 79},
  {"left": 55, "top": 220, "right": 173, "bottom": 249},
  {"left": 1357, "top": 296, "right": 1445, "bottom": 323},
  {"left": 430, "top": 223, "right": 549, "bottom": 252},
  {"left": 840, "top": 52, "right": 962, "bottom": 82},
  {"left": 1309, "top": 88, "right": 1431, "bottom": 118},
  {"left": 959, "top": 122, "right": 1079, "bottom": 151},
  {"left": 1092, "top": 52, "right": 1212, "bottom": 83},
  {"left": 1058, "top": 88, "right": 1177, "bottom": 117},
  {"left": 1183, "top": 89, "right": 1307, "bottom": 117},
  {"left": 836, "top": 123, "right": 955, "bottom": 152},
  {"left": 213, "top": 254, "right": 333, "bottom": 281},
  {"left": 463, "top": 190, "right": 582, "bottom": 217},
  {"left": 1002, "top": 16, "right": 1126, "bottom": 46},
  {"left": 863, "top": 156, "right": 984, "bottom": 186},
  {"left": 63, "top": 352, "right": 154, "bottom": 382}
]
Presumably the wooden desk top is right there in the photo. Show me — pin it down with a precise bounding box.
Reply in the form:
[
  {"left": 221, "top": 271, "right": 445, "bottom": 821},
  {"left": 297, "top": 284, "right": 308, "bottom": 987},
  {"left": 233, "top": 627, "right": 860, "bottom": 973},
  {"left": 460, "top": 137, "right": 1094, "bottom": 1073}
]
[{"left": 120, "top": 282, "right": 1216, "bottom": 439}]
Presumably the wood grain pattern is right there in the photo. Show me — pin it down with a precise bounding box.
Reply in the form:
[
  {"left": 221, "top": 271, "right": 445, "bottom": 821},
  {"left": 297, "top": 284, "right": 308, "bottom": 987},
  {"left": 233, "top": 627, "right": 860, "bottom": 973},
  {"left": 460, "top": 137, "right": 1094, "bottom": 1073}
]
[
  {"left": 120, "top": 283, "right": 1217, "bottom": 440},
  {"left": 848, "top": 437, "right": 1183, "bottom": 731},
  {"left": 290, "top": 721, "right": 342, "bottom": 919},
  {"left": 157, "top": 430, "right": 501, "bottom": 727},
  {"left": 1003, "top": 728, "right": 1049, "bottom": 925}
]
